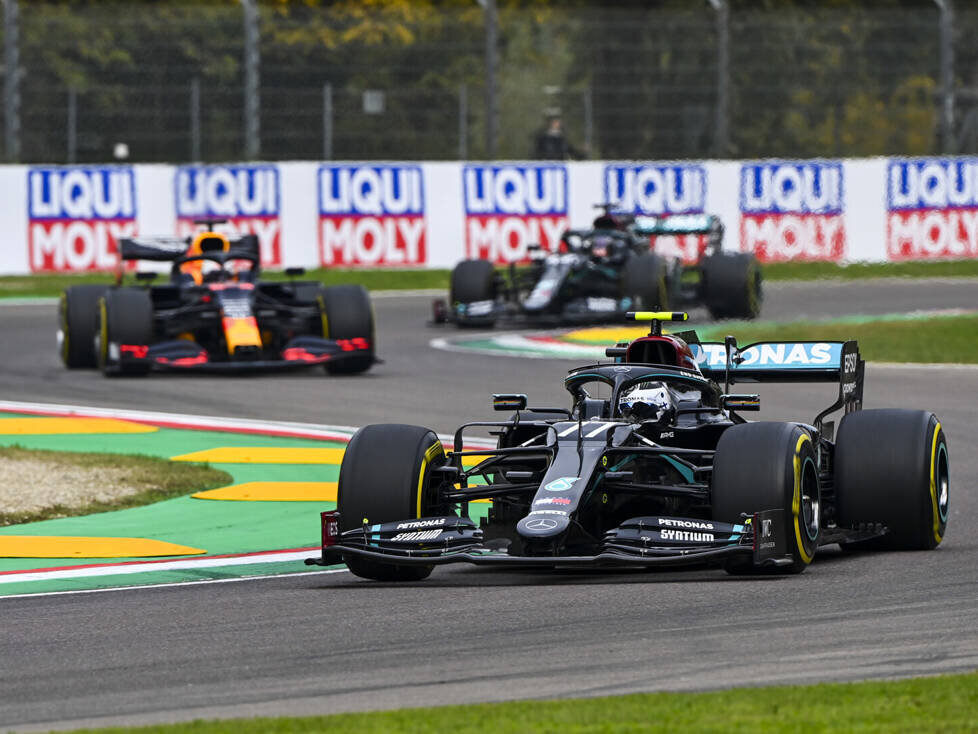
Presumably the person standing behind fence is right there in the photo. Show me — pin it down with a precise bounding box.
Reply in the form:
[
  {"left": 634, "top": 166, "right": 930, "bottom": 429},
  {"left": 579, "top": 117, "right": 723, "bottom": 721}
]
[{"left": 533, "top": 110, "right": 587, "bottom": 160}]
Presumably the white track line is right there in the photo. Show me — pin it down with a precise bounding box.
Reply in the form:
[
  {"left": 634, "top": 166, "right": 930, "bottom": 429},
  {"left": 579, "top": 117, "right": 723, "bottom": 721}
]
[
  {"left": 0, "top": 568, "right": 348, "bottom": 601},
  {"left": 0, "top": 400, "right": 359, "bottom": 440},
  {"left": 0, "top": 401, "right": 497, "bottom": 445},
  {"left": 0, "top": 549, "right": 320, "bottom": 585}
]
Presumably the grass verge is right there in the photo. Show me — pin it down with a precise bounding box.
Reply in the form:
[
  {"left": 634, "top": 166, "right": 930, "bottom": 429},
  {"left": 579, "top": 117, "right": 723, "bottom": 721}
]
[
  {"left": 763, "top": 258, "right": 978, "bottom": 281},
  {"left": 695, "top": 313, "right": 978, "bottom": 364},
  {"left": 0, "top": 445, "right": 231, "bottom": 527},
  {"left": 65, "top": 672, "right": 978, "bottom": 733},
  {"left": 2, "top": 259, "right": 977, "bottom": 299}
]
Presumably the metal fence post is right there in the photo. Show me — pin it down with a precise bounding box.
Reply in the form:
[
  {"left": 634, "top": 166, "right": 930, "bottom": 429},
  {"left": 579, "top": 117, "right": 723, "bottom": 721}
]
[
  {"left": 708, "top": 0, "right": 730, "bottom": 157},
  {"left": 242, "top": 0, "right": 261, "bottom": 160},
  {"left": 190, "top": 77, "right": 201, "bottom": 162},
  {"left": 67, "top": 87, "right": 77, "bottom": 164},
  {"left": 583, "top": 86, "right": 593, "bottom": 156},
  {"left": 323, "top": 83, "right": 333, "bottom": 160},
  {"left": 3, "top": 0, "right": 21, "bottom": 162},
  {"left": 483, "top": 0, "right": 498, "bottom": 159},
  {"left": 459, "top": 83, "right": 468, "bottom": 160},
  {"left": 935, "top": 0, "right": 955, "bottom": 153}
]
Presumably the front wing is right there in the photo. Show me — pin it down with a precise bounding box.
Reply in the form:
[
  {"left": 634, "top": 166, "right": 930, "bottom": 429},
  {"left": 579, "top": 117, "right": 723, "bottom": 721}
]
[
  {"left": 110, "top": 335, "right": 374, "bottom": 373},
  {"left": 305, "top": 510, "right": 796, "bottom": 571}
]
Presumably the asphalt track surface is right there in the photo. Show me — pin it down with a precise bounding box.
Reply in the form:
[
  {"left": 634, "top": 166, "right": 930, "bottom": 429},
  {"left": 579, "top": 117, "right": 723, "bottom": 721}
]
[{"left": 2, "top": 277, "right": 977, "bottom": 731}]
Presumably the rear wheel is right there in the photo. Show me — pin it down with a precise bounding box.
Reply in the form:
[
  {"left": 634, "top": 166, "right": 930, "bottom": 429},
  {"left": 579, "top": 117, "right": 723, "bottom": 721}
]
[
  {"left": 701, "top": 253, "right": 762, "bottom": 320},
  {"left": 712, "top": 422, "right": 820, "bottom": 574},
  {"left": 97, "top": 288, "right": 153, "bottom": 376},
  {"left": 319, "top": 284, "right": 375, "bottom": 374},
  {"left": 59, "top": 285, "right": 106, "bottom": 368},
  {"left": 835, "top": 409, "right": 948, "bottom": 551},
  {"left": 337, "top": 424, "right": 447, "bottom": 581},
  {"left": 623, "top": 252, "right": 669, "bottom": 310}
]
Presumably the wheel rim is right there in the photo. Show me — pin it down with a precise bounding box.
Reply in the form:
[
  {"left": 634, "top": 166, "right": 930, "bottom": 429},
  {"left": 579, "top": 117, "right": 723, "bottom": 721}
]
[
  {"left": 936, "top": 442, "right": 950, "bottom": 523},
  {"left": 800, "top": 455, "right": 820, "bottom": 541}
]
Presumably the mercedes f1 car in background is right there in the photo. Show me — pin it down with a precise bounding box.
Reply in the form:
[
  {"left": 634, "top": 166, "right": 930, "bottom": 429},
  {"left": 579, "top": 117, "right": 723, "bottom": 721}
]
[
  {"left": 432, "top": 207, "right": 762, "bottom": 327},
  {"left": 58, "top": 221, "right": 376, "bottom": 376},
  {"left": 310, "top": 311, "right": 949, "bottom": 581}
]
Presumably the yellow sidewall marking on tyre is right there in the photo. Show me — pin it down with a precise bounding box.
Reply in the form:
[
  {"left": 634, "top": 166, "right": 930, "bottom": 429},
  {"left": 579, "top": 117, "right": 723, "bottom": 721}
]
[
  {"left": 792, "top": 433, "right": 815, "bottom": 565},
  {"left": 930, "top": 422, "right": 944, "bottom": 544},
  {"left": 0, "top": 417, "right": 157, "bottom": 434},
  {"left": 317, "top": 294, "right": 329, "bottom": 338},
  {"left": 192, "top": 481, "right": 337, "bottom": 502},
  {"left": 418, "top": 442, "right": 445, "bottom": 518},
  {"left": 0, "top": 536, "right": 205, "bottom": 558},
  {"left": 171, "top": 447, "right": 346, "bottom": 464}
]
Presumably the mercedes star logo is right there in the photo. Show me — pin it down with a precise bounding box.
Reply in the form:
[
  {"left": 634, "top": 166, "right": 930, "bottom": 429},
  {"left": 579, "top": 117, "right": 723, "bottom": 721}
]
[{"left": 525, "top": 518, "right": 559, "bottom": 531}]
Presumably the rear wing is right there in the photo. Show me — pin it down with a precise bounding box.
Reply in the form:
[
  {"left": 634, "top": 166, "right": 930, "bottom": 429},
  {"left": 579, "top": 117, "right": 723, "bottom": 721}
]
[
  {"left": 119, "top": 236, "right": 188, "bottom": 262},
  {"left": 692, "top": 339, "right": 864, "bottom": 432},
  {"left": 632, "top": 214, "right": 723, "bottom": 237},
  {"left": 119, "top": 234, "right": 260, "bottom": 262}
]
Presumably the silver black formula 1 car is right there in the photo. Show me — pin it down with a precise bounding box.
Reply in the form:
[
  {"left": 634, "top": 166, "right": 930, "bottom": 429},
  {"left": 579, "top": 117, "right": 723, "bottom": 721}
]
[
  {"left": 58, "top": 221, "right": 376, "bottom": 376},
  {"left": 432, "top": 208, "right": 761, "bottom": 328},
  {"left": 309, "top": 312, "right": 949, "bottom": 580}
]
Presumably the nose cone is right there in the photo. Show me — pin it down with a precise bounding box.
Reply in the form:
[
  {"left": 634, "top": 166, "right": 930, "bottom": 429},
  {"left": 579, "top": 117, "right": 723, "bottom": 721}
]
[{"left": 517, "top": 513, "right": 571, "bottom": 538}]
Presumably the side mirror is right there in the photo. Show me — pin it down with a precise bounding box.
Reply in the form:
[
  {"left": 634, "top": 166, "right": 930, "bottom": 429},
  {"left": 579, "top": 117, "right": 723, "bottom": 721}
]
[
  {"left": 285, "top": 267, "right": 306, "bottom": 277},
  {"left": 135, "top": 271, "right": 158, "bottom": 282},
  {"left": 493, "top": 393, "right": 527, "bottom": 412},
  {"left": 721, "top": 394, "right": 760, "bottom": 412}
]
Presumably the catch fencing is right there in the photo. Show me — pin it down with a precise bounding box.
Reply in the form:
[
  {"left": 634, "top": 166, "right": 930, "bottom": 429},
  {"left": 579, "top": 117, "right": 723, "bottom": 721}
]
[{"left": 2, "top": 2, "right": 978, "bottom": 165}]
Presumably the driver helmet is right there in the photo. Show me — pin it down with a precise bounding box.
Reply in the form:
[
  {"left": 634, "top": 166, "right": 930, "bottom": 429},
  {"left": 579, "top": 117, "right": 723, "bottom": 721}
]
[
  {"left": 181, "top": 232, "right": 230, "bottom": 285},
  {"left": 591, "top": 234, "right": 613, "bottom": 259},
  {"left": 619, "top": 381, "right": 673, "bottom": 423}
]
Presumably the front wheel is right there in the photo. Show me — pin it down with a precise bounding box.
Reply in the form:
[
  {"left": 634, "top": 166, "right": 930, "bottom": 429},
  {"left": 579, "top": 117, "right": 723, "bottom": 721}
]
[
  {"left": 319, "top": 284, "right": 375, "bottom": 374},
  {"left": 712, "top": 422, "right": 821, "bottom": 574},
  {"left": 97, "top": 288, "right": 153, "bottom": 377},
  {"left": 835, "top": 409, "right": 949, "bottom": 551},
  {"left": 622, "top": 253, "right": 669, "bottom": 310},
  {"left": 449, "top": 259, "right": 497, "bottom": 327},
  {"left": 59, "top": 285, "right": 107, "bottom": 368},
  {"left": 337, "top": 424, "right": 448, "bottom": 581}
]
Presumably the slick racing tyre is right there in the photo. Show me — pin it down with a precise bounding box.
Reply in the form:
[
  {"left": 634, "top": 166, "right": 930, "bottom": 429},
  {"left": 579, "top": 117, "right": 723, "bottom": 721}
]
[
  {"left": 450, "top": 259, "right": 496, "bottom": 304},
  {"left": 449, "top": 259, "right": 497, "bottom": 326},
  {"left": 59, "top": 285, "right": 107, "bottom": 368},
  {"left": 712, "top": 422, "right": 820, "bottom": 574},
  {"left": 623, "top": 253, "right": 669, "bottom": 311},
  {"left": 97, "top": 288, "right": 153, "bottom": 377},
  {"left": 701, "top": 253, "right": 762, "bottom": 320},
  {"left": 835, "top": 409, "right": 949, "bottom": 551},
  {"left": 319, "top": 284, "right": 375, "bottom": 375},
  {"left": 338, "top": 424, "right": 448, "bottom": 581}
]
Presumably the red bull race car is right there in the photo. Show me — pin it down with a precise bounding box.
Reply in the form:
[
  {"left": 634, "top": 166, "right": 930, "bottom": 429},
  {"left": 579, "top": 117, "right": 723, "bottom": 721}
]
[
  {"left": 58, "top": 221, "right": 376, "bottom": 376},
  {"left": 310, "top": 312, "right": 948, "bottom": 581}
]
